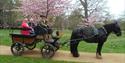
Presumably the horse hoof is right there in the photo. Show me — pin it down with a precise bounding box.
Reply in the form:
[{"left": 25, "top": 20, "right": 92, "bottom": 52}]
[
  {"left": 96, "top": 55, "right": 102, "bottom": 59},
  {"left": 72, "top": 53, "right": 79, "bottom": 57},
  {"left": 96, "top": 54, "right": 102, "bottom": 59}
]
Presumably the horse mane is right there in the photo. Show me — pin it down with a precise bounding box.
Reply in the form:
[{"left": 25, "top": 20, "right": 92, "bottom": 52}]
[
  {"left": 103, "top": 23, "right": 116, "bottom": 33},
  {"left": 104, "top": 22, "right": 116, "bottom": 28}
]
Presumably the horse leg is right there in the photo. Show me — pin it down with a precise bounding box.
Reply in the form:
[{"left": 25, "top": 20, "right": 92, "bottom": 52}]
[
  {"left": 96, "top": 42, "right": 104, "bottom": 59},
  {"left": 70, "top": 39, "right": 80, "bottom": 57}
]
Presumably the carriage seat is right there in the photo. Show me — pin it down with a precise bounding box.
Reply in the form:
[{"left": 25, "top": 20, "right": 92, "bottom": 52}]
[{"left": 10, "top": 33, "right": 36, "bottom": 38}]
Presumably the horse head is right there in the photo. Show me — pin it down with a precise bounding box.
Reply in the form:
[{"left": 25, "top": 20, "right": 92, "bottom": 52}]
[{"left": 112, "top": 21, "right": 122, "bottom": 36}]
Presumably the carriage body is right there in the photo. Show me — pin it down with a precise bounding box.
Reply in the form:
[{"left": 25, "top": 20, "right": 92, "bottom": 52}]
[
  {"left": 10, "top": 33, "right": 41, "bottom": 56},
  {"left": 10, "top": 27, "right": 43, "bottom": 56},
  {"left": 10, "top": 34, "right": 36, "bottom": 44},
  {"left": 10, "top": 33, "right": 61, "bottom": 58},
  {"left": 10, "top": 27, "right": 62, "bottom": 58}
]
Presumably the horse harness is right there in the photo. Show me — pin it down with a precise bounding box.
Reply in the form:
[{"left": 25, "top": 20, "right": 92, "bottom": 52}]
[{"left": 102, "top": 27, "right": 107, "bottom": 34}]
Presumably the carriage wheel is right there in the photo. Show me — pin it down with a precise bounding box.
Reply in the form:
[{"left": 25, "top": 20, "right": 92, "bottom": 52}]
[
  {"left": 11, "top": 43, "right": 24, "bottom": 56},
  {"left": 41, "top": 43, "right": 55, "bottom": 58},
  {"left": 26, "top": 43, "right": 36, "bottom": 50}
]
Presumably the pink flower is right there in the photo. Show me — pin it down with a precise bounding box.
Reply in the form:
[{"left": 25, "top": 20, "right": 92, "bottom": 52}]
[{"left": 20, "top": 0, "right": 71, "bottom": 17}]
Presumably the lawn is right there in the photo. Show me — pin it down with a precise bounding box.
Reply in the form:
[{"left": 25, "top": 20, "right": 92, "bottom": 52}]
[
  {"left": 0, "top": 55, "right": 79, "bottom": 63},
  {"left": 0, "top": 29, "right": 125, "bottom": 53},
  {"left": 0, "top": 29, "right": 125, "bottom": 63}
]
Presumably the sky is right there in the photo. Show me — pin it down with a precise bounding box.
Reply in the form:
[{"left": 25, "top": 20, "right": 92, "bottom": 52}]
[
  {"left": 71, "top": 0, "right": 125, "bottom": 18},
  {"left": 107, "top": 0, "right": 125, "bottom": 18}
]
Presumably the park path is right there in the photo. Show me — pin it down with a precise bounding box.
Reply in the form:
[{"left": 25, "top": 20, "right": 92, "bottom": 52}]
[{"left": 0, "top": 45, "right": 125, "bottom": 63}]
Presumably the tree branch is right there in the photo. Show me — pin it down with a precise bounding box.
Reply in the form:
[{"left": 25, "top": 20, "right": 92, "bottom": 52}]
[
  {"left": 88, "top": 0, "right": 99, "bottom": 8},
  {"left": 88, "top": 0, "right": 101, "bottom": 16},
  {"left": 79, "top": 0, "right": 85, "bottom": 6}
]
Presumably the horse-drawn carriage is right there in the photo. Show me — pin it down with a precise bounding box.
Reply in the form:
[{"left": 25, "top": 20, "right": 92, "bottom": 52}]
[
  {"left": 10, "top": 25, "right": 62, "bottom": 58},
  {"left": 10, "top": 22, "right": 122, "bottom": 59}
]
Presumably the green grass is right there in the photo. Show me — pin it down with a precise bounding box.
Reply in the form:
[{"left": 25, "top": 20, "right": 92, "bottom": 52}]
[
  {"left": 0, "top": 55, "right": 78, "bottom": 63},
  {"left": 0, "top": 29, "right": 124, "bottom": 63},
  {"left": 0, "top": 29, "right": 125, "bottom": 53}
]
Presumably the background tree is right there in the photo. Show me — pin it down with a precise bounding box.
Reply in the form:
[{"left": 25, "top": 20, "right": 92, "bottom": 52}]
[
  {"left": 79, "top": 0, "right": 108, "bottom": 22},
  {"left": 68, "top": 8, "right": 82, "bottom": 29},
  {"left": 119, "top": 11, "right": 125, "bottom": 31},
  {"left": 0, "top": 0, "right": 20, "bottom": 28},
  {"left": 20, "top": 0, "right": 71, "bottom": 19},
  {"left": 53, "top": 14, "right": 68, "bottom": 30}
]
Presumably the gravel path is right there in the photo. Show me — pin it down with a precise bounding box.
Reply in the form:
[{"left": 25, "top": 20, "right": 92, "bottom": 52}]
[{"left": 0, "top": 45, "right": 125, "bottom": 63}]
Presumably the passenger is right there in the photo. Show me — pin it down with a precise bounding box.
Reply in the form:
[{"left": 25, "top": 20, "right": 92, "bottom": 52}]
[
  {"left": 21, "top": 18, "right": 33, "bottom": 35},
  {"left": 28, "top": 16, "right": 36, "bottom": 28}
]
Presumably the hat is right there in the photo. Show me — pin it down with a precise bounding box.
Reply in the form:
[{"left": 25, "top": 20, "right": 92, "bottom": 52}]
[
  {"left": 24, "top": 18, "right": 28, "bottom": 21},
  {"left": 40, "top": 15, "right": 46, "bottom": 18}
]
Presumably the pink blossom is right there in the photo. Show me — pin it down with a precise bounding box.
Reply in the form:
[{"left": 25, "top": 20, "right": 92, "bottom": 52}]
[{"left": 20, "top": 0, "right": 71, "bottom": 17}]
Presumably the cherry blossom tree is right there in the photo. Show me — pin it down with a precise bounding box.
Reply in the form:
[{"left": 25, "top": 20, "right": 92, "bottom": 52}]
[
  {"left": 79, "top": 0, "right": 108, "bottom": 25},
  {"left": 20, "top": 0, "right": 71, "bottom": 18}
]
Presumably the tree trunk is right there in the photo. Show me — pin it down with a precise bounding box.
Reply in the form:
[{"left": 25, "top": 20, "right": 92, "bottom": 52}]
[
  {"left": 46, "top": 0, "right": 49, "bottom": 19},
  {"left": 84, "top": 0, "right": 88, "bottom": 19},
  {"left": 79, "top": 0, "right": 88, "bottom": 19}
]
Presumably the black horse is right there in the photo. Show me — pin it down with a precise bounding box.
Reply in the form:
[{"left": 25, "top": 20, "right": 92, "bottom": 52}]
[{"left": 70, "top": 22, "right": 121, "bottom": 59}]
